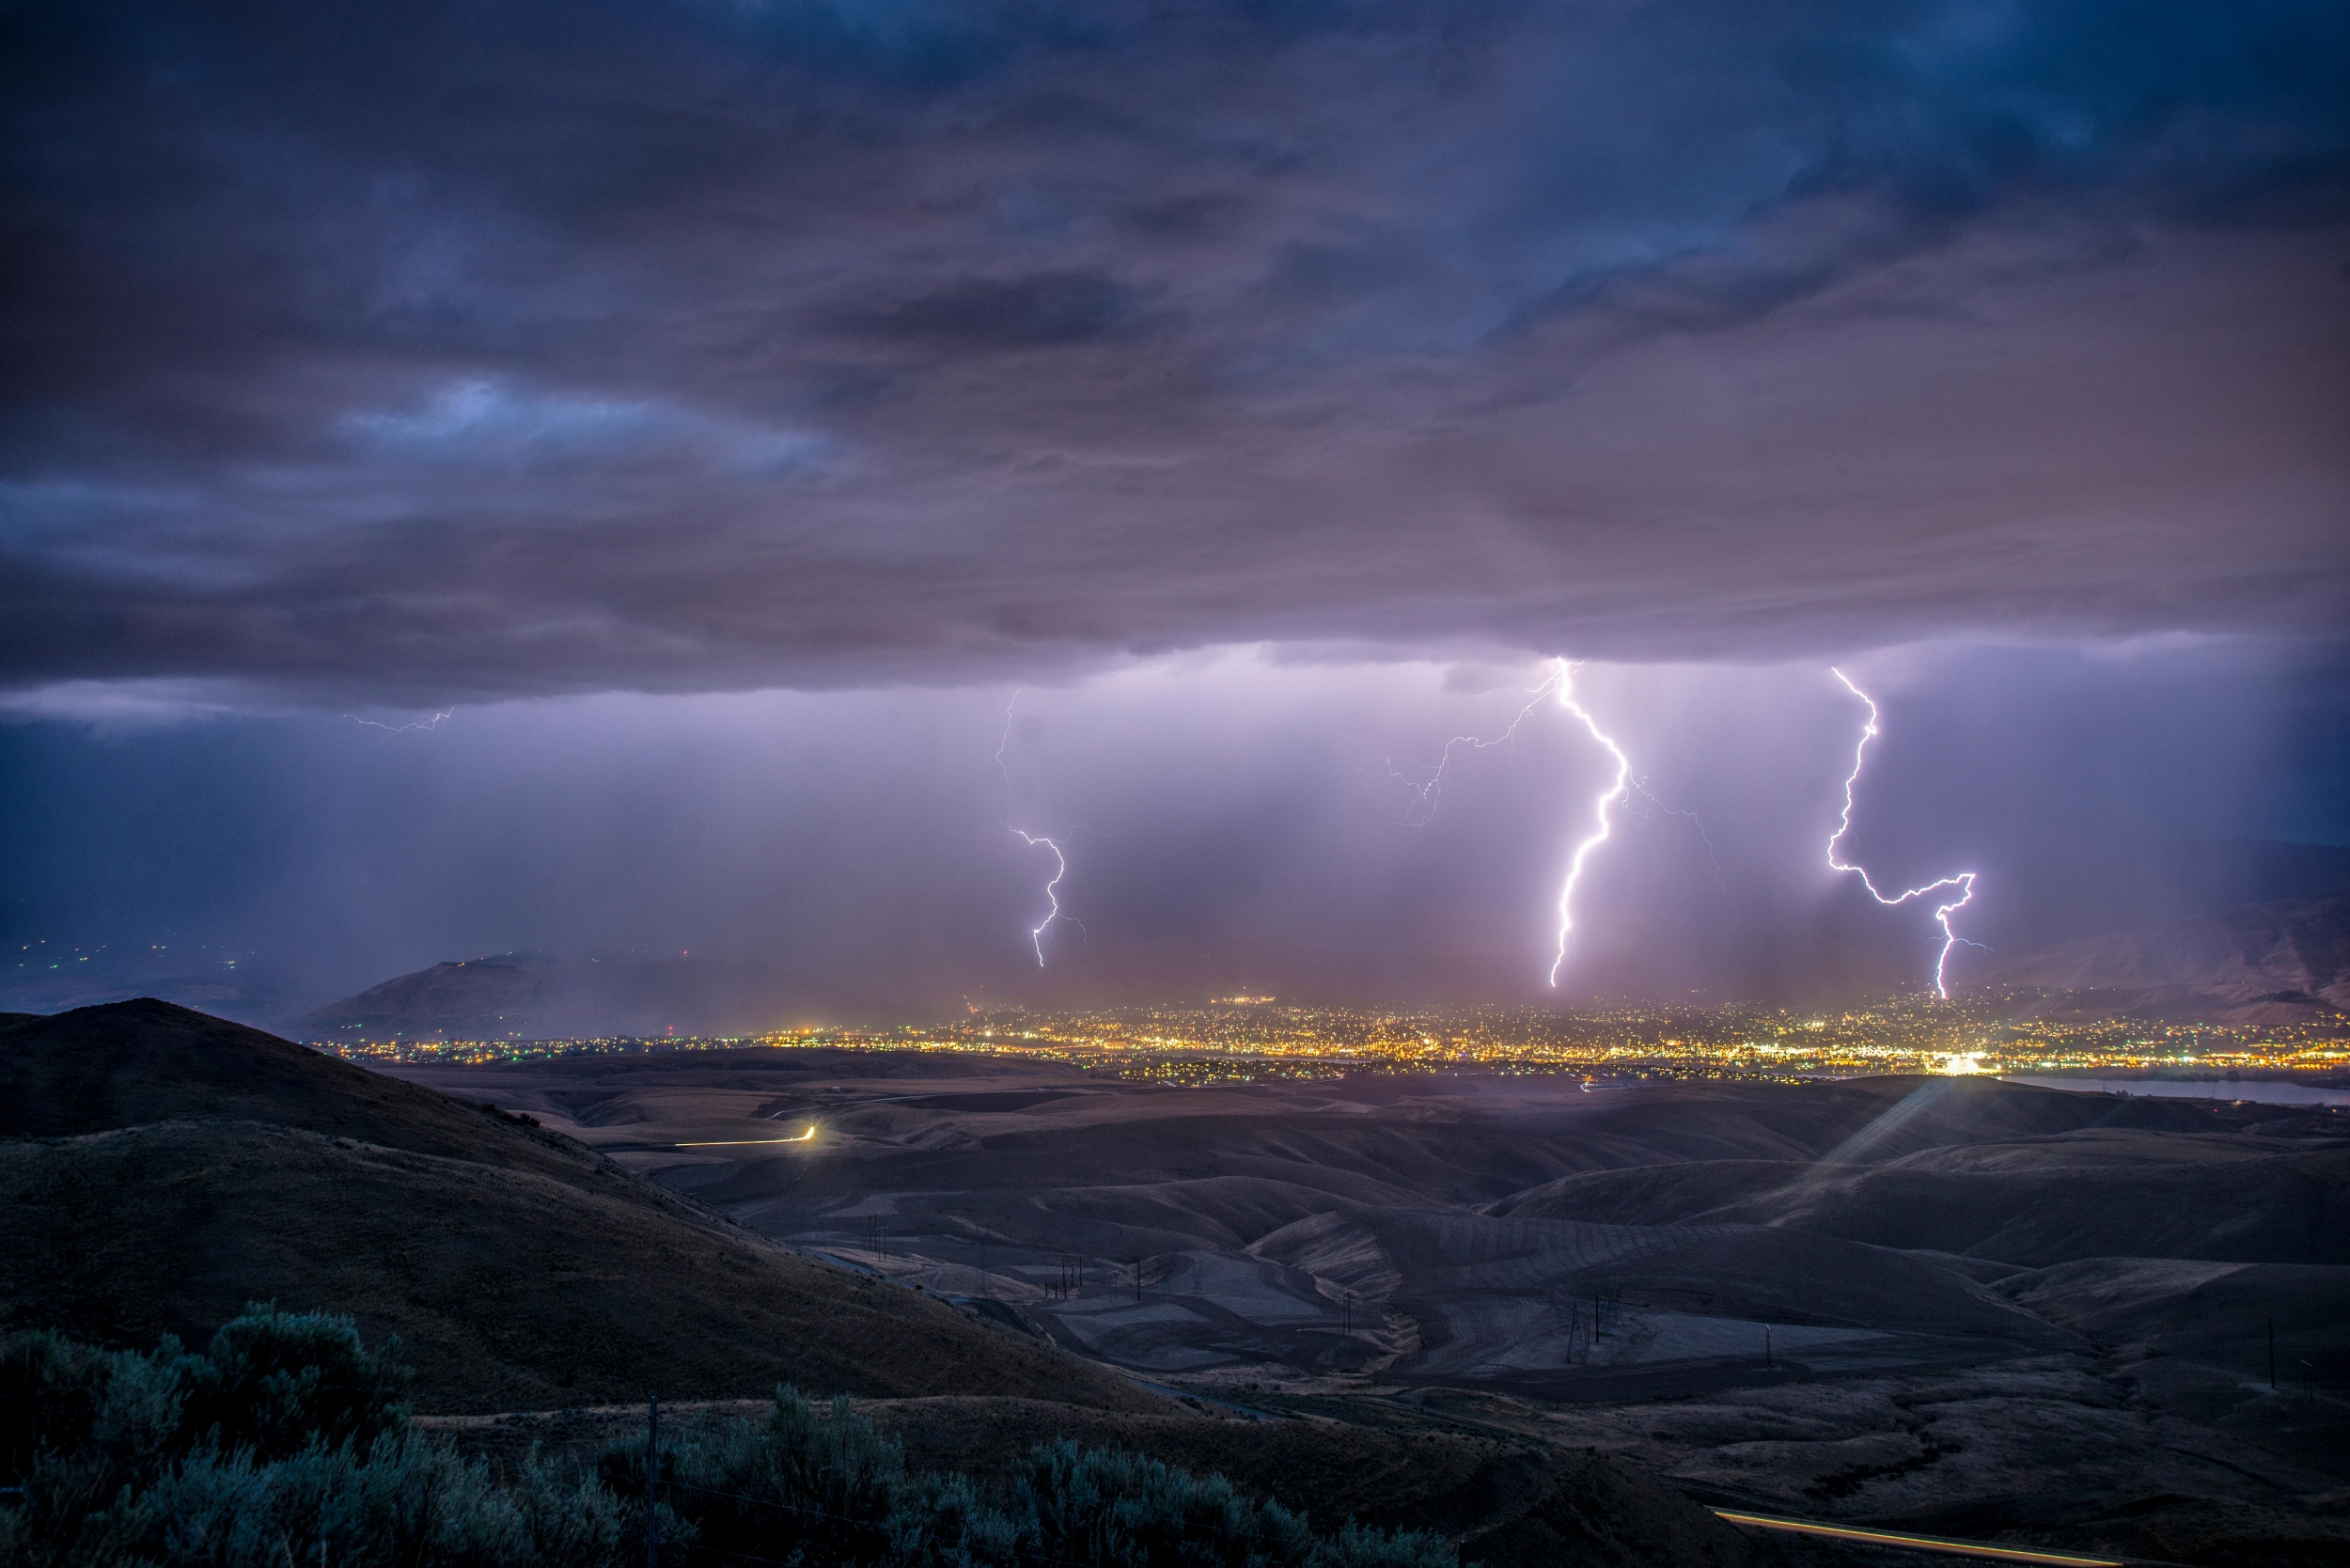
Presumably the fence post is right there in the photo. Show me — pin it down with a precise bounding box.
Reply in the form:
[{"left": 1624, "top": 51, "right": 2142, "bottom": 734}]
[{"left": 646, "top": 1395, "right": 660, "bottom": 1568}]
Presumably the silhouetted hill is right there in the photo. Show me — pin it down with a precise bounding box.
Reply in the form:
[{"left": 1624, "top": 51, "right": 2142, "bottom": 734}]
[
  {"left": 0, "top": 1001, "right": 1155, "bottom": 1415},
  {"left": 304, "top": 952, "right": 588, "bottom": 1039},
  {"left": 301, "top": 951, "right": 793, "bottom": 1040},
  {"left": 1971, "top": 891, "right": 2350, "bottom": 1021},
  {"left": 0, "top": 998, "right": 608, "bottom": 1192}
]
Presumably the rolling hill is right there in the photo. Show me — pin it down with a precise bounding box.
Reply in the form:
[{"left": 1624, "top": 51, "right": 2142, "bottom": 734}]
[{"left": 0, "top": 1000, "right": 1155, "bottom": 1415}]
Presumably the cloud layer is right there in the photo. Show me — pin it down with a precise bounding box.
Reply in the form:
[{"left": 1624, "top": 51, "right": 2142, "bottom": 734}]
[{"left": 3, "top": 0, "right": 2346, "bottom": 704}]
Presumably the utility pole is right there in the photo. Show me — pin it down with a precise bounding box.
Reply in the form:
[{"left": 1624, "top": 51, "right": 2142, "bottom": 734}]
[
  {"left": 1765, "top": 1325, "right": 1773, "bottom": 1371},
  {"left": 646, "top": 1395, "right": 660, "bottom": 1568},
  {"left": 2270, "top": 1319, "right": 2277, "bottom": 1391}
]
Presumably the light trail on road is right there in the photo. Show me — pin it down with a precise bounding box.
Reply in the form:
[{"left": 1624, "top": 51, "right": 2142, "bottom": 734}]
[
  {"left": 1713, "top": 1510, "right": 2126, "bottom": 1565},
  {"left": 675, "top": 1125, "right": 817, "bottom": 1146}
]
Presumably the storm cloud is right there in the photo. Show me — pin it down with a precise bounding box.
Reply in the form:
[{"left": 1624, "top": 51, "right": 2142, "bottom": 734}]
[{"left": 4, "top": 0, "right": 2345, "bottom": 706}]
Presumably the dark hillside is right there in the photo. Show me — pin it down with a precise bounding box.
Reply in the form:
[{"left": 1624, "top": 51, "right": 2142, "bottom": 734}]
[
  {"left": 1694, "top": 1132, "right": 2350, "bottom": 1266},
  {"left": 0, "top": 1120, "right": 1158, "bottom": 1415},
  {"left": 1489, "top": 1127, "right": 2350, "bottom": 1266},
  {"left": 0, "top": 999, "right": 601, "bottom": 1184},
  {"left": 0, "top": 1002, "right": 1158, "bottom": 1416}
]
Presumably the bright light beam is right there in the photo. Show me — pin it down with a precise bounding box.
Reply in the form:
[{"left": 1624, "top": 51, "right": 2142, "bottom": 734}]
[
  {"left": 1550, "top": 661, "right": 1634, "bottom": 987},
  {"left": 1826, "top": 668, "right": 1984, "bottom": 998},
  {"left": 1387, "top": 666, "right": 1564, "bottom": 825},
  {"left": 676, "top": 1125, "right": 816, "bottom": 1147}
]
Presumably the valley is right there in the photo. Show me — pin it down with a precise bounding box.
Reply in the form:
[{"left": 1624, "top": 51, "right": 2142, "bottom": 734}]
[{"left": 385, "top": 1047, "right": 2350, "bottom": 1565}]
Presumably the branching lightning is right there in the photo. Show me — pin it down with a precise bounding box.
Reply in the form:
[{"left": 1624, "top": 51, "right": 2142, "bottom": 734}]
[
  {"left": 1386, "top": 666, "right": 1564, "bottom": 826},
  {"left": 995, "top": 689, "right": 1021, "bottom": 793},
  {"left": 1826, "top": 668, "right": 1985, "bottom": 998},
  {"left": 1549, "top": 661, "right": 1633, "bottom": 987},
  {"left": 999, "top": 689, "right": 1087, "bottom": 965},
  {"left": 344, "top": 710, "right": 453, "bottom": 732},
  {"left": 1011, "top": 829, "right": 1076, "bottom": 965},
  {"left": 1625, "top": 776, "right": 1735, "bottom": 910}
]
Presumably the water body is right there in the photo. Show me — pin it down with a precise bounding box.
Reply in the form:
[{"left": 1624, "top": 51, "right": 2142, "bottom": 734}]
[{"left": 2003, "top": 1074, "right": 2350, "bottom": 1107}]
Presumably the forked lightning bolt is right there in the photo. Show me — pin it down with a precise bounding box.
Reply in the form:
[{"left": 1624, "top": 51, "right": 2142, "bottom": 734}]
[
  {"left": 1625, "top": 776, "right": 1735, "bottom": 910},
  {"left": 1387, "top": 666, "right": 1564, "bottom": 825},
  {"left": 995, "top": 689, "right": 1021, "bottom": 794},
  {"left": 999, "top": 690, "right": 1086, "bottom": 965},
  {"left": 1011, "top": 829, "right": 1073, "bottom": 966},
  {"left": 344, "top": 710, "right": 453, "bottom": 732},
  {"left": 1550, "top": 661, "right": 1634, "bottom": 987},
  {"left": 1826, "top": 668, "right": 1983, "bottom": 998}
]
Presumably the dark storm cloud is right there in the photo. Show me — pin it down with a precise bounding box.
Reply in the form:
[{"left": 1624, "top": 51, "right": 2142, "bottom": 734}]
[{"left": 3, "top": 0, "right": 2346, "bottom": 704}]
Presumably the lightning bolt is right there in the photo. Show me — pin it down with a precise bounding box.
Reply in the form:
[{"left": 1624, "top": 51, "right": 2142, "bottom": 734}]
[
  {"left": 1392, "top": 666, "right": 1731, "bottom": 926},
  {"left": 1826, "top": 668, "right": 1985, "bottom": 998},
  {"left": 344, "top": 710, "right": 453, "bottom": 732},
  {"left": 1549, "top": 661, "right": 1634, "bottom": 987},
  {"left": 995, "top": 689, "right": 1021, "bottom": 793},
  {"left": 1386, "top": 666, "right": 1564, "bottom": 825},
  {"left": 998, "top": 691, "right": 1089, "bottom": 965},
  {"left": 1625, "top": 776, "right": 1735, "bottom": 910},
  {"left": 1011, "top": 829, "right": 1076, "bottom": 965}
]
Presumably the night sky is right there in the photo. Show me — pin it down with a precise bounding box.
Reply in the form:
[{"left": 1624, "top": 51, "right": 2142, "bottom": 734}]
[{"left": 4, "top": 2, "right": 2346, "bottom": 1024}]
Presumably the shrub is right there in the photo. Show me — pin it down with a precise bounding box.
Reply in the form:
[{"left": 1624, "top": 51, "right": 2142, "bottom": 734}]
[
  {"left": 3, "top": 1325, "right": 1449, "bottom": 1568},
  {"left": 186, "top": 1303, "right": 414, "bottom": 1463}
]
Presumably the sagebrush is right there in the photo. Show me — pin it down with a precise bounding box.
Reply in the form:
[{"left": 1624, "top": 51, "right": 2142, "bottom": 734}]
[{"left": 1, "top": 1311, "right": 1454, "bottom": 1568}]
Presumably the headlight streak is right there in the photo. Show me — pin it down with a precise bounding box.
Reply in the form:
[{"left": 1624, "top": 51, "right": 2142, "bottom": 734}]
[
  {"left": 1826, "top": 668, "right": 1985, "bottom": 998},
  {"left": 1550, "top": 661, "right": 1634, "bottom": 987}
]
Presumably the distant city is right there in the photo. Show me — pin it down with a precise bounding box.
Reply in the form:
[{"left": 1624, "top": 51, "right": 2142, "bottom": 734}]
[{"left": 311, "top": 994, "right": 2350, "bottom": 1085}]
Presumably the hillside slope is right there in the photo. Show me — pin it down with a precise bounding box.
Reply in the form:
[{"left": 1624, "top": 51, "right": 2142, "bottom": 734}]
[
  {"left": 0, "top": 998, "right": 602, "bottom": 1186},
  {"left": 1487, "top": 1132, "right": 2350, "bottom": 1266},
  {"left": 0, "top": 1002, "right": 1155, "bottom": 1415},
  {"left": 0, "top": 1121, "right": 1152, "bottom": 1415}
]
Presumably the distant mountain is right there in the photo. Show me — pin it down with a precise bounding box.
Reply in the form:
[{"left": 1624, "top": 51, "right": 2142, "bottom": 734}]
[
  {"left": 0, "top": 1000, "right": 1156, "bottom": 1414},
  {"left": 303, "top": 950, "right": 731, "bottom": 1039},
  {"left": 1967, "top": 836, "right": 2350, "bottom": 955},
  {"left": 1969, "top": 890, "right": 2350, "bottom": 1022}
]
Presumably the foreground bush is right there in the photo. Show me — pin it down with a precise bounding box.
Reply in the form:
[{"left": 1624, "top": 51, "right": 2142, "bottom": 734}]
[
  {"left": 3, "top": 1316, "right": 1452, "bottom": 1568},
  {"left": 0, "top": 1306, "right": 625, "bottom": 1568}
]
